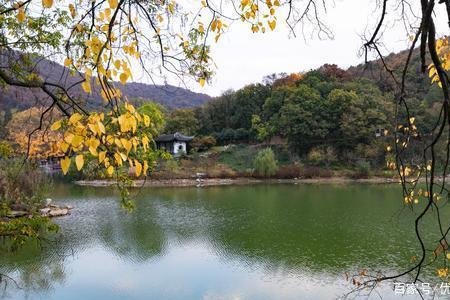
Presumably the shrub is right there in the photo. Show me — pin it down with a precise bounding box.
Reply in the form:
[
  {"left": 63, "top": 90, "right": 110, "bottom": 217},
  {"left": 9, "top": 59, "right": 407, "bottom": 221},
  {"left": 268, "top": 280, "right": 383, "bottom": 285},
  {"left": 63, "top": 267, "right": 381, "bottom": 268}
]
[
  {"left": 191, "top": 135, "right": 217, "bottom": 152},
  {"left": 165, "top": 159, "right": 179, "bottom": 172},
  {"left": 253, "top": 148, "right": 278, "bottom": 178},
  {"left": 275, "top": 164, "right": 301, "bottom": 179},
  {"left": 0, "top": 159, "right": 57, "bottom": 251},
  {"left": 299, "top": 166, "right": 333, "bottom": 178},
  {"left": 0, "top": 159, "right": 52, "bottom": 212},
  {"left": 351, "top": 160, "right": 371, "bottom": 179},
  {"left": 307, "top": 145, "right": 337, "bottom": 167},
  {"left": 0, "top": 141, "right": 12, "bottom": 158}
]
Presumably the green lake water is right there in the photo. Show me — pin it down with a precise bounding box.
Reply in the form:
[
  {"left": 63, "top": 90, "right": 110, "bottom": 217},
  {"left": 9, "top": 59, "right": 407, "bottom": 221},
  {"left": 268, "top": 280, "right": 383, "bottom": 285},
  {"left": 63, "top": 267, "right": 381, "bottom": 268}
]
[{"left": 0, "top": 183, "right": 445, "bottom": 299}]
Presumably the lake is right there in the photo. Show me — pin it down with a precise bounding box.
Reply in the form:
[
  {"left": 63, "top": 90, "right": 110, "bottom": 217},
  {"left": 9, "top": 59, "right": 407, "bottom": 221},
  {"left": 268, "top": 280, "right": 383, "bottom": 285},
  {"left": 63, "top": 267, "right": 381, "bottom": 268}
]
[{"left": 0, "top": 183, "right": 443, "bottom": 299}]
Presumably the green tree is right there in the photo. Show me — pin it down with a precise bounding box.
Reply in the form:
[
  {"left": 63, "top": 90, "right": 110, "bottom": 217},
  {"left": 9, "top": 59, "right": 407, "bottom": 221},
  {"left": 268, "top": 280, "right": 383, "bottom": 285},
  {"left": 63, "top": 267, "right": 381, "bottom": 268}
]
[
  {"left": 253, "top": 148, "right": 278, "bottom": 178},
  {"left": 137, "top": 102, "right": 166, "bottom": 133},
  {"left": 277, "top": 84, "right": 332, "bottom": 152},
  {"left": 164, "top": 109, "right": 199, "bottom": 135}
]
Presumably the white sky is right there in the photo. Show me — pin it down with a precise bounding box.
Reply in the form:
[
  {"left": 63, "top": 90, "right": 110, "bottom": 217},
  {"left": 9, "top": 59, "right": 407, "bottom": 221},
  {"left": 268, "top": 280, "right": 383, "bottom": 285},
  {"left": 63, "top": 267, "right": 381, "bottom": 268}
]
[{"left": 135, "top": 0, "right": 449, "bottom": 97}]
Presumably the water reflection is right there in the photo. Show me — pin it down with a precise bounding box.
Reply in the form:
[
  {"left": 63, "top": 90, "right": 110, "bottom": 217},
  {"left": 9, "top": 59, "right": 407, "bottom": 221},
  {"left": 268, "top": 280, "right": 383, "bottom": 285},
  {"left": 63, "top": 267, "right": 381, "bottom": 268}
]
[{"left": 0, "top": 183, "right": 442, "bottom": 299}]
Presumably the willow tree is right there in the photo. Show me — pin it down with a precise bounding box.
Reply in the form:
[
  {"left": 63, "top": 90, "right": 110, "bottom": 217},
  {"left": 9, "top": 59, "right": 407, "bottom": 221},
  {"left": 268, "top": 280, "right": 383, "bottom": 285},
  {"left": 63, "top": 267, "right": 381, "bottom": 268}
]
[{"left": 1, "top": 0, "right": 450, "bottom": 295}]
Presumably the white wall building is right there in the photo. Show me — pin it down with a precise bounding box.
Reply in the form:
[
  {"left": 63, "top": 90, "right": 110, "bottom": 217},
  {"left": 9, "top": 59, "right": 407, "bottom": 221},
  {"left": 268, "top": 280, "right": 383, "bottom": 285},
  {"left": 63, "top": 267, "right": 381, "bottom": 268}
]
[{"left": 155, "top": 132, "right": 194, "bottom": 155}]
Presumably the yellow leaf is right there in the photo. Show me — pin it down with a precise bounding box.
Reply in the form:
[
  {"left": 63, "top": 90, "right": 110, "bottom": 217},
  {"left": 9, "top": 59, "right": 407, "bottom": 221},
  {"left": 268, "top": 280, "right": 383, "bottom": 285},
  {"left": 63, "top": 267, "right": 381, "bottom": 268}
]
[
  {"left": 142, "top": 135, "right": 149, "bottom": 151},
  {"left": 82, "top": 81, "right": 91, "bottom": 94},
  {"left": 64, "top": 58, "right": 72, "bottom": 67},
  {"left": 60, "top": 156, "right": 71, "bottom": 175},
  {"left": 50, "top": 120, "right": 62, "bottom": 131},
  {"left": 89, "top": 147, "right": 98, "bottom": 156},
  {"left": 119, "top": 72, "right": 129, "bottom": 85},
  {"left": 75, "top": 154, "right": 84, "bottom": 170},
  {"left": 97, "top": 121, "right": 106, "bottom": 134},
  {"left": 199, "top": 78, "right": 205, "bottom": 87},
  {"left": 120, "top": 138, "right": 132, "bottom": 153},
  {"left": 88, "top": 123, "right": 99, "bottom": 135},
  {"left": 60, "top": 141, "right": 69, "bottom": 153},
  {"left": 64, "top": 132, "right": 74, "bottom": 144},
  {"left": 198, "top": 23, "right": 205, "bottom": 34},
  {"left": 69, "top": 112, "right": 83, "bottom": 124},
  {"left": 69, "top": 3, "right": 76, "bottom": 18},
  {"left": 108, "top": 0, "right": 118, "bottom": 9},
  {"left": 42, "top": 0, "right": 53, "bottom": 8},
  {"left": 119, "top": 152, "right": 127, "bottom": 161},
  {"left": 135, "top": 160, "right": 142, "bottom": 177},
  {"left": 143, "top": 160, "right": 149, "bottom": 176},
  {"left": 143, "top": 114, "right": 150, "bottom": 127},
  {"left": 268, "top": 20, "right": 276, "bottom": 31},
  {"left": 98, "top": 151, "right": 106, "bottom": 163},
  {"left": 168, "top": 1, "right": 175, "bottom": 14},
  {"left": 114, "top": 153, "right": 123, "bottom": 166},
  {"left": 17, "top": 8, "right": 25, "bottom": 23},
  {"left": 71, "top": 135, "right": 83, "bottom": 147},
  {"left": 106, "top": 165, "right": 114, "bottom": 176}
]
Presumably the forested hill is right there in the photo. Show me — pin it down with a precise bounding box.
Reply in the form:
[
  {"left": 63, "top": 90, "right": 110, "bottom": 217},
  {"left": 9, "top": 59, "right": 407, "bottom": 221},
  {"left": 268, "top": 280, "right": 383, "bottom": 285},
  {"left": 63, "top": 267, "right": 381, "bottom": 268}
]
[
  {"left": 157, "top": 47, "right": 444, "bottom": 172},
  {"left": 0, "top": 53, "right": 211, "bottom": 112},
  {"left": 347, "top": 48, "right": 440, "bottom": 102}
]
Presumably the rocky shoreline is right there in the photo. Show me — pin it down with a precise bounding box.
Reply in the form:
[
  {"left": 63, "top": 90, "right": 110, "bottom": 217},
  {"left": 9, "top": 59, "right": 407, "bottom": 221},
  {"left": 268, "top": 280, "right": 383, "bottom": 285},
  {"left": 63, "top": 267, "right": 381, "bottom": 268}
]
[
  {"left": 75, "top": 176, "right": 399, "bottom": 188},
  {"left": 6, "top": 204, "right": 73, "bottom": 219}
]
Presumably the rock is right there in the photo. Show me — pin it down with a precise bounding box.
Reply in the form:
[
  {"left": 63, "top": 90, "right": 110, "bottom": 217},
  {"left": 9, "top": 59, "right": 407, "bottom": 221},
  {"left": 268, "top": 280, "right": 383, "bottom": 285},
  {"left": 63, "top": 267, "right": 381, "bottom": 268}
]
[
  {"left": 6, "top": 204, "right": 72, "bottom": 219},
  {"left": 48, "top": 208, "right": 69, "bottom": 217},
  {"left": 39, "top": 208, "right": 51, "bottom": 216}
]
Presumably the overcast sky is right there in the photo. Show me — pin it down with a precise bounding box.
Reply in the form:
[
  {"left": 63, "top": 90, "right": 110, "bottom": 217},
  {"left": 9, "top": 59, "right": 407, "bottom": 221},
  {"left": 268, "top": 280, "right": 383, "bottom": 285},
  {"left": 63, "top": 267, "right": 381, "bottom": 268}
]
[{"left": 137, "top": 0, "right": 449, "bottom": 97}]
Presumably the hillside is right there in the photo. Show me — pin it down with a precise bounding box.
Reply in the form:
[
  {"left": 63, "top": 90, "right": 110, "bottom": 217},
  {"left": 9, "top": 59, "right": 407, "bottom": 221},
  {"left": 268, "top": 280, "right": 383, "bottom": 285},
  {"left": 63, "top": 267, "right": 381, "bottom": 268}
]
[
  {"left": 347, "top": 48, "right": 440, "bottom": 103},
  {"left": 0, "top": 53, "right": 211, "bottom": 112}
]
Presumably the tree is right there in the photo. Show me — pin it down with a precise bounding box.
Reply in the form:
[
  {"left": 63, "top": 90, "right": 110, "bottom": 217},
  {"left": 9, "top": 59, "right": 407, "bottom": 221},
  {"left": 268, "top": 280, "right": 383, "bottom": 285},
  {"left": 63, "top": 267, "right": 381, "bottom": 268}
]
[
  {"left": 137, "top": 102, "right": 166, "bottom": 134},
  {"left": 251, "top": 115, "right": 273, "bottom": 143},
  {"left": 195, "top": 84, "right": 271, "bottom": 136},
  {"left": 253, "top": 148, "right": 278, "bottom": 177},
  {"left": 190, "top": 135, "right": 216, "bottom": 152},
  {"left": 6, "top": 107, "right": 62, "bottom": 158},
  {"left": 164, "top": 109, "right": 199, "bottom": 135},
  {"left": 277, "top": 84, "right": 332, "bottom": 152}
]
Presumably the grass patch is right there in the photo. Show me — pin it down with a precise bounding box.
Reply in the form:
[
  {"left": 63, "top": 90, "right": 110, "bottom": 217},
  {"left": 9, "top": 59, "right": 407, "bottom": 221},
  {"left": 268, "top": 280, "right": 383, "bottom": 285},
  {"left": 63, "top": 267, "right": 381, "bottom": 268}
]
[{"left": 218, "top": 145, "right": 256, "bottom": 172}]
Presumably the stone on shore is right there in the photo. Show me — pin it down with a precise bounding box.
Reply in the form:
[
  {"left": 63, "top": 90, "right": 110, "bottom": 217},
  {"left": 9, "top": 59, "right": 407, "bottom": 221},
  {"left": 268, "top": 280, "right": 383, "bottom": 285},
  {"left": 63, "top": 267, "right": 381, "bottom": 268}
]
[{"left": 7, "top": 205, "right": 73, "bottom": 219}]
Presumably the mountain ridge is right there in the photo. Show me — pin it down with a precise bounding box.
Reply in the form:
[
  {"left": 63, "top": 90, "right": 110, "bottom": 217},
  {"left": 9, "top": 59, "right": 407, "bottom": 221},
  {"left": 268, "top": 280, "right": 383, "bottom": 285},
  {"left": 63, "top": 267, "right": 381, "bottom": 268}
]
[{"left": 0, "top": 53, "right": 211, "bottom": 112}]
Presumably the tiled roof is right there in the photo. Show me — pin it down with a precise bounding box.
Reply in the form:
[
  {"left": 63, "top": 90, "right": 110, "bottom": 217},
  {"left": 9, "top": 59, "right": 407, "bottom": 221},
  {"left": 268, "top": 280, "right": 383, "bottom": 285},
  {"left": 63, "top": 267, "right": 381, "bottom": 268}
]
[{"left": 155, "top": 132, "right": 194, "bottom": 142}]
